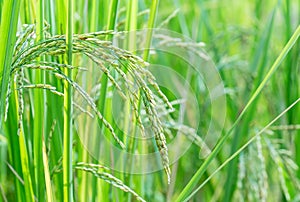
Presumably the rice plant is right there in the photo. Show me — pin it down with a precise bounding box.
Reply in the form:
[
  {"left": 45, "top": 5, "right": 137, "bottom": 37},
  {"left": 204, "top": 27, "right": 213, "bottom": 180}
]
[{"left": 0, "top": 0, "right": 299, "bottom": 201}]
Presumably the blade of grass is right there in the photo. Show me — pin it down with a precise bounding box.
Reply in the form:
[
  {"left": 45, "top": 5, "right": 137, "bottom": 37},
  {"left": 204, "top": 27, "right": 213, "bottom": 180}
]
[
  {"left": 18, "top": 130, "right": 35, "bottom": 202},
  {"left": 0, "top": 0, "right": 20, "bottom": 132},
  {"left": 13, "top": 73, "right": 35, "bottom": 202},
  {"left": 0, "top": 2, "right": 23, "bottom": 200},
  {"left": 175, "top": 25, "right": 300, "bottom": 202}
]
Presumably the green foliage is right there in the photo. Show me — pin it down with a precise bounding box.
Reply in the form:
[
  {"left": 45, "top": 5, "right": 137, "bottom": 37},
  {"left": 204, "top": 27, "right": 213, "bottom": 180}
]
[{"left": 0, "top": 0, "right": 300, "bottom": 202}]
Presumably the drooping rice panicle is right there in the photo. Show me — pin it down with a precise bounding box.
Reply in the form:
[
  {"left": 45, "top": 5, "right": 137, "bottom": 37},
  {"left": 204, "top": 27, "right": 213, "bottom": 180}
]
[
  {"left": 76, "top": 162, "right": 110, "bottom": 171},
  {"left": 74, "top": 165, "right": 146, "bottom": 202},
  {"left": 113, "top": 64, "right": 145, "bottom": 136},
  {"left": 13, "top": 24, "right": 35, "bottom": 60},
  {"left": 20, "top": 83, "right": 64, "bottom": 96},
  {"left": 9, "top": 25, "right": 174, "bottom": 184},
  {"left": 15, "top": 68, "right": 24, "bottom": 136},
  {"left": 4, "top": 80, "right": 11, "bottom": 122},
  {"left": 12, "top": 61, "right": 87, "bottom": 73},
  {"left": 50, "top": 156, "right": 63, "bottom": 176},
  {"left": 21, "top": 84, "right": 55, "bottom": 90},
  {"left": 14, "top": 59, "right": 127, "bottom": 149},
  {"left": 140, "top": 88, "right": 171, "bottom": 183},
  {"left": 73, "top": 102, "right": 94, "bottom": 118},
  {"left": 256, "top": 136, "right": 268, "bottom": 202},
  {"left": 119, "top": 61, "right": 171, "bottom": 181},
  {"left": 51, "top": 69, "right": 126, "bottom": 149},
  {"left": 270, "top": 125, "right": 300, "bottom": 131},
  {"left": 157, "top": 8, "right": 180, "bottom": 28},
  {"left": 237, "top": 153, "right": 246, "bottom": 200},
  {"left": 139, "top": 67, "right": 174, "bottom": 110},
  {"left": 83, "top": 51, "right": 127, "bottom": 99}
]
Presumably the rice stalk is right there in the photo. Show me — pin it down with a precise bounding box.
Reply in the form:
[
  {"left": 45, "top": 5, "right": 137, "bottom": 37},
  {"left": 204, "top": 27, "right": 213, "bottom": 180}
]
[{"left": 34, "top": 1, "right": 47, "bottom": 199}]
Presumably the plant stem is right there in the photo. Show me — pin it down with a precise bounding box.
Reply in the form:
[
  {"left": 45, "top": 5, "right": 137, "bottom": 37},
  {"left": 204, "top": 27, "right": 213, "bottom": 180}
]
[
  {"left": 63, "top": 0, "right": 73, "bottom": 201},
  {"left": 143, "top": 0, "right": 159, "bottom": 61},
  {"left": 123, "top": 1, "right": 138, "bottom": 200},
  {"left": 33, "top": 0, "right": 46, "bottom": 200}
]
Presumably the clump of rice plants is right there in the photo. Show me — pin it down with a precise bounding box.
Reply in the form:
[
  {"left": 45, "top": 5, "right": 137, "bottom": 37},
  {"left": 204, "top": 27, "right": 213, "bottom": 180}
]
[
  {"left": 4, "top": 22, "right": 177, "bottom": 201},
  {"left": 1, "top": 0, "right": 300, "bottom": 202}
]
